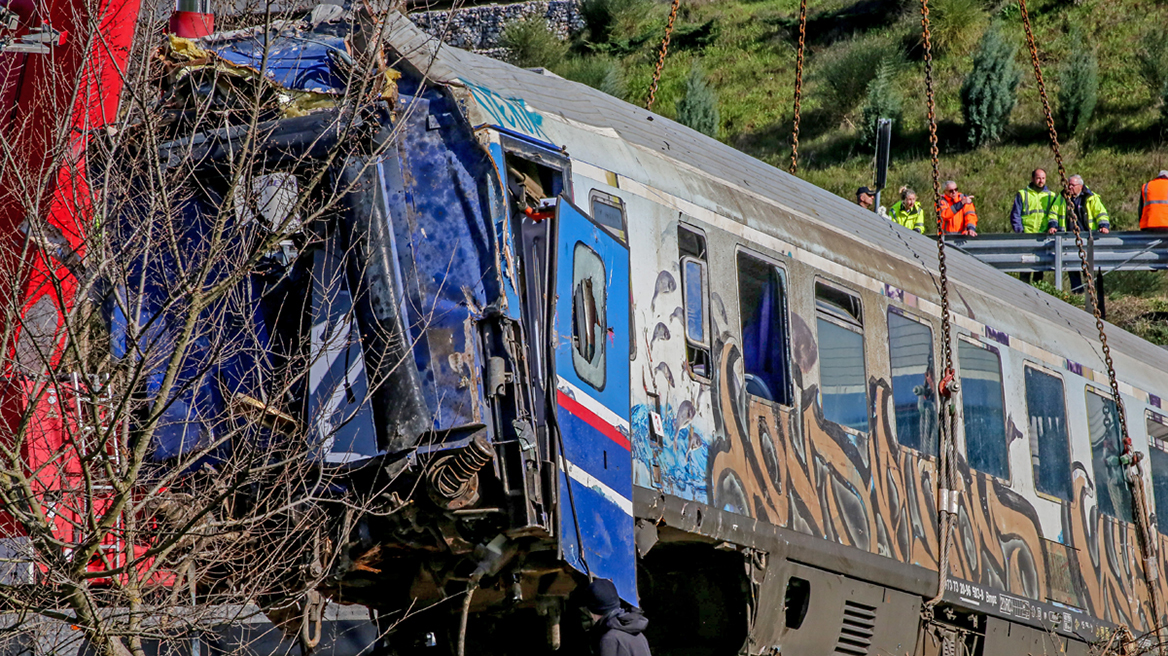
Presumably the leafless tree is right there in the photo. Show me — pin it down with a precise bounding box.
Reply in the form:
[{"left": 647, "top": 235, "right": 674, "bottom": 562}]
[{"left": 0, "top": 0, "right": 431, "bottom": 654}]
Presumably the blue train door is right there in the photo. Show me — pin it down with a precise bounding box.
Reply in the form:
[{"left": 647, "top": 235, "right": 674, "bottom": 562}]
[{"left": 552, "top": 197, "right": 635, "bottom": 603}]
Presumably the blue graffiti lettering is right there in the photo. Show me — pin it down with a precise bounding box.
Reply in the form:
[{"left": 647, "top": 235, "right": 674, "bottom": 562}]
[{"left": 460, "top": 79, "right": 549, "bottom": 141}]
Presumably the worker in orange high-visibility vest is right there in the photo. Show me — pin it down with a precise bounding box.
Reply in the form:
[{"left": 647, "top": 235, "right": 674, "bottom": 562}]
[
  {"left": 1140, "top": 171, "right": 1168, "bottom": 231},
  {"left": 938, "top": 180, "right": 978, "bottom": 236}
]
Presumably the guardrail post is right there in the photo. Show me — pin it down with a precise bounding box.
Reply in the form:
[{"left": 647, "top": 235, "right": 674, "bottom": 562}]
[{"left": 1054, "top": 233, "right": 1063, "bottom": 291}]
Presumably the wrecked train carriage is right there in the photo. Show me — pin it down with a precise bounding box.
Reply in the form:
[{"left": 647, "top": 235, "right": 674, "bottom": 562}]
[{"left": 125, "top": 11, "right": 1168, "bottom": 656}]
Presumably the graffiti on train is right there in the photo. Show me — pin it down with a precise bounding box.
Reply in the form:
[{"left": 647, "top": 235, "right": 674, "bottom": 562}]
[{"left": 630, "top": 256, "right": 1165, "bottom": 632}]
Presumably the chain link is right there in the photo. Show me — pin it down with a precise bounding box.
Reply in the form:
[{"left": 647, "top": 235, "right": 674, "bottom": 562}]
[
  {"left": 1019, "top": 0, "right": 1164, "bottom": 637},
  {"left": 646, "top": 0, "right": 681, "bottom": 111},
  {"left": 789, "top": 0, "right": 808, "bottom": 175},
  {"left": 919, "top": 0, "right": 951, "bottom": 380},
  {"left": 919, "top": 0, "right": 958, "bottom": 610}
]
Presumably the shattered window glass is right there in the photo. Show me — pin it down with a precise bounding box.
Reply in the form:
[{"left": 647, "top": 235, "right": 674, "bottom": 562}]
[
  {"left": 888, "top": 310, "right": 936, "bottom": 454},
  {"left": 816, "top": 283, "right": 867, "bottom": 432},
  {"left": 737, "top": 251, "right": 791, "bottom": 406},
  {"left": 1026, "top": 366, "right": 1072, "bottom": 501},
  {"left": 571, "top": 242, "right": 606, "bottom": 390},
  {"left": 233, "top": 172, "right": 301, "bottom": 232},
  {"left": 1087, "top": 389, "right": 1131, "bottom": 521},
  {"left": 1147, "top": 412, "right": 1168, "bottom": 533},
  {"left": 960, "top": 340, "right": 1008, "bottom": 480}
]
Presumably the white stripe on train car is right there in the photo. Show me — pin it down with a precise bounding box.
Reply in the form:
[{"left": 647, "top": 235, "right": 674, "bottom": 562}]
[
  {"left": 556, "top": 376, "right": 630, "bottom": 432},
  {"left": 560, "top": 455, "right": 634, "bottom": 517}
]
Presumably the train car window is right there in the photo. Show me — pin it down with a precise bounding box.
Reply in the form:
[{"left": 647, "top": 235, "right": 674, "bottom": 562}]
[
  {"left": 1086, "top": 388, "right": 1132, "bottom": 521},
  {"left": 815, "top": 282, "right": 867, "bottom": 432},
  {"left": 571, "top": 242, "right": 607, "bottom": 390},
  {"left": 887, "top": 310, "right": 936, "bottom": 454},
  {"left": 737, "top": 251, "right": 792, "bottom": 406},
  {"left": 1147, "top": 412, "right": 1168, "bottom": 534},
  {"left": 1146, "top": 413, "right": 1168, "bottom": 533},
  {"left": 959, "top": 340, "right": 1008, "bottom": 480},
  {"left": 679, "top": 225, "right": 710, "bottom": 378},
  {"left": 590, "top": 190, "right": 627, "bottom": 243},
  {"left": 1025, "top": 366, "right": 1072, "bottom": 501}
]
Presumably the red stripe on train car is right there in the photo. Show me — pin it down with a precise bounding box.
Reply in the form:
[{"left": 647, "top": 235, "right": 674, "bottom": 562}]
[{"left": 555, "top": 390, "right": 631, "bottom": 451}]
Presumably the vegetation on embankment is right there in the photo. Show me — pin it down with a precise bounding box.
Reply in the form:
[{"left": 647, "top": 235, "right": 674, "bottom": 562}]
[{"left": 493, "top": 0, "right": 1168, "bottom": 343}]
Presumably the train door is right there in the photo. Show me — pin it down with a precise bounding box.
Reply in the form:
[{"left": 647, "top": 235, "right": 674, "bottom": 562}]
[{"left": 552, "top": 198, "right": 636, "bottom": 603}]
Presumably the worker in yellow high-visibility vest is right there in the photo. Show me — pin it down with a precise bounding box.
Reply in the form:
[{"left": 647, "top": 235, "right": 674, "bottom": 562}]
[
  {"left": 1010, "top": 168, "right": 1060, "bottom": 283},
  {"left": 887, "top": 186, "right": 925, "bottom": 233}
]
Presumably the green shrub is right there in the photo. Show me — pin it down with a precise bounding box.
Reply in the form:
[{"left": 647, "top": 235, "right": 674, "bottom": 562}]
[
  {"left": 814, "top": 37, "right": 898, "bottom": 117},
  {"left": 676, "top": 65, "right": 719, "bottom": 138},
  {"left": 1161, "top": 83, "right": 1168, "bottom": 125},
  {"left": 961, "top": 26, "right": 1021, "bottom": 148},
  {"left": 580, "top": 0, "right": 617, "bottom": 44},
  {"left": 926, "top": 0, "right": 988, "bottom": 55},
  {"left": 1056, "top": 33, "right": 1098, "bottom": 137},
  {"left": 555, "top": 57, "right": 627, "bottom": 100},
  {"left": 860, "top": 56, "right": 902, "bottom": 147},
  {"left": 500, "top": 17, "right": 568, "bottom": 69},
  {"left": 1137, "top": 29, "right": 1168, "bottom": 101}
]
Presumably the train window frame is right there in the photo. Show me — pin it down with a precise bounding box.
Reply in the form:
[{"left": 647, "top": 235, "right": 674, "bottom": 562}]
[
  {"left": 679, "top": 223, "right": 711, "bottom": 381},
  {"left": 1147, "top": 410, "right": 1168, "bottom": 534},
  {"left": 570, "top": 241, "right": 607, "bottom": 391},
  {"left": 814, "top": 279, "right": 869, "bottom": 434},
  {"left": 1023, "top": 363, "right": 1073, "bottom": 503},
  {"left": 1085, "top": 386, "right": 1133, "bottom": 522},
  {"left": 589, "top": 190, "right": 627, "bottom": 244},
  {"left": 958, "top": 336, "right": 1010, "bottom": 483},
  {"left": 735, "top": 247, "right": 793, "bottom": 407},
  {"left": 886, "top": 307, "right": 937, "bottom": 456}
]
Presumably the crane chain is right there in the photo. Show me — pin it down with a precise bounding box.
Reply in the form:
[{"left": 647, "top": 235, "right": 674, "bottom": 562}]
[
  {"left": 919, "top": 0, "right": 958, "bottom": 611},
  {"left": 789, "top": 0, "right": 807, "bottom": 175},
  {"left": 645, "top": 0, "right": 681, "bottom": 111},
  {"left": 1018, "top": 0, "right": 1165, "bottom": 638}
]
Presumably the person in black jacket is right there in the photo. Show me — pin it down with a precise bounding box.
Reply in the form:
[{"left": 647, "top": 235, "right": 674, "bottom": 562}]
[{"left": 582, "top": 579, "right": 652, "bottom": 656}]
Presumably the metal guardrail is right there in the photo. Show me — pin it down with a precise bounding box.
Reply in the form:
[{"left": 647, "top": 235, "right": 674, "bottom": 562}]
[{"left": 948, "top": 231, "right": 1168, "bottom": 290}]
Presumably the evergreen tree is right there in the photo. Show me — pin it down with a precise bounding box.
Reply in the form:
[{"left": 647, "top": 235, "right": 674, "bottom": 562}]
[
  {"left": 1137, "top": 28, "right": 1168, "bottom": 100},
  {"left": 1057, "top": 33, "right": 1098, "bottom": 136},
  {"left": 500, "top": 17, "right": 567, "bottom": 69},
  {"left": 676, "top": 65, "right": 720, "bottom": 138},
  {"left": 860, "top": 57, "right": 902, "bottom": 147},
  {"left": 1160, "top": 82, "right": 1168, "bottom": 125},
  {"left": 961, "top": 26, "right": 1021, "bottom": 148}
]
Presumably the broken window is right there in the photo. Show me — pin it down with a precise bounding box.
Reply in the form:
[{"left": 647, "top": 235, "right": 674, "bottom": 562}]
[
  {"left": 1147, "top": 412, "right": 1168, "bottom": 533},
  {"left": 572, "top": 242, "right": 606, "bottom": 390},
  {"left": 887, "top": 310, "right": 936, "bottom": 454},
  {"left": 815, "top": 282, "right": 867, "bottom": 432},
  {"left": 737, "top": 250, "right": 791, "bottom": 405},
  {"left": 590, "top": 190, "right": 627, "bottom": 243},
  {"left": 679, "top": 225, "right": 710, "bottom": 379},
  {"left": 1087, "top": 388, "right": 1131, "bottom": 521},
  {"left": 1026, "top": 366, "right": 1072, "bottom": 501},
  {"left": 960, "top": 340, "right": 1008, "bottom": 480}
]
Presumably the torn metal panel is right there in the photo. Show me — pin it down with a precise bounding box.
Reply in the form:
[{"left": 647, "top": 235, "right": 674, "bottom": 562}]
[
  {"left": 333, "top": 153, "right": 428, "bottom": 454},
  {"left": 379, "top": 84, "right": 503, "bottom": 436}
]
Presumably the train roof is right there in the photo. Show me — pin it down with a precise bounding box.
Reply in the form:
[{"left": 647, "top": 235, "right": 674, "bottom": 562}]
[{"left": 382, "top": 12, "right": 1168, "bottom": 401}]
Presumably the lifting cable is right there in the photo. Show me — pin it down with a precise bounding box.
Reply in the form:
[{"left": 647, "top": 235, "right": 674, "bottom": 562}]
[
  {"left": 789, "top": 0, "right": 808, "bottom": 174},
  {"left": 917, "top": 0, "right": 960, "bottom": 612},
  {"left": 646, "top": 0, "right": 681, "bottom": 111},
  {"left": 1017, "top": 0, "right": 1166, "bottom": 641}
]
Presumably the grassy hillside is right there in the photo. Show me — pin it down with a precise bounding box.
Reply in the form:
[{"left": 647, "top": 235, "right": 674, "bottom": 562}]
[{"left": 496, "top": 0, "right": 1168, "bottom": 341}]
